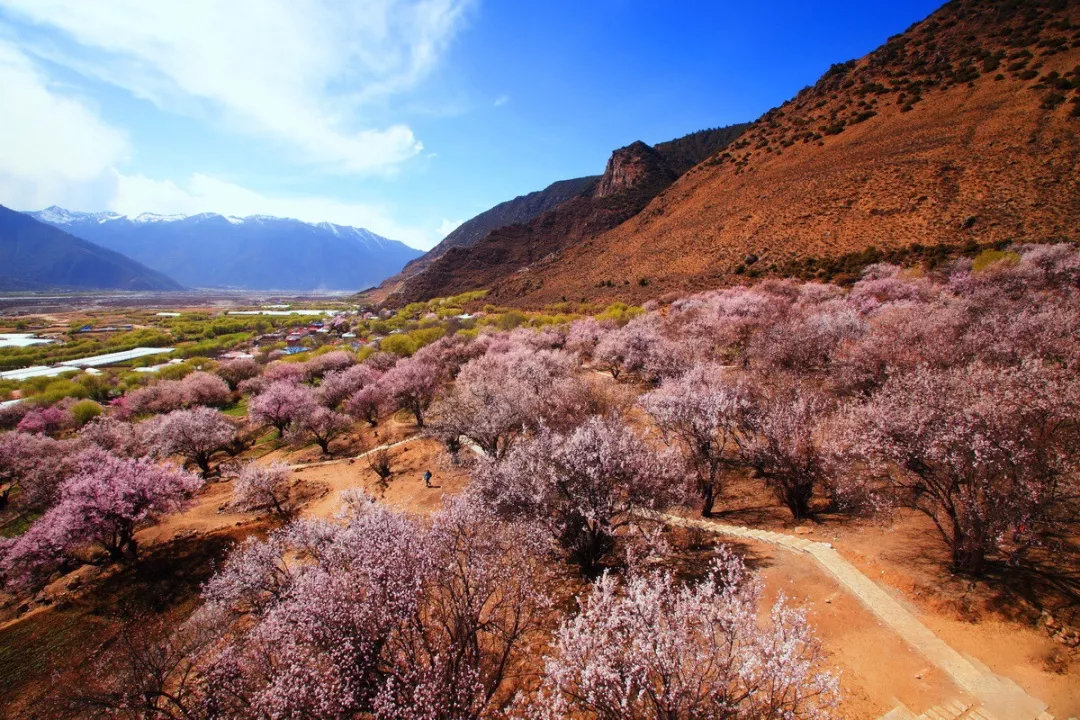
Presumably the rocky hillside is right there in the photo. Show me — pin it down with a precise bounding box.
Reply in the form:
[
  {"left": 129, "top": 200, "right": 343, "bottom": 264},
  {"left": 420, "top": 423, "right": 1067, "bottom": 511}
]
[
  {"left": 0, "top": 206, "right": 183, "bottom": 292},
  {"left": 414, "top": 0, "right": 1080, "bottom": 306},
  {"left": 390, "top": 175, "right": 599, "bottom": 285},
  {"left": 387, "top": 125, "right": 748, "bottom": 302}
]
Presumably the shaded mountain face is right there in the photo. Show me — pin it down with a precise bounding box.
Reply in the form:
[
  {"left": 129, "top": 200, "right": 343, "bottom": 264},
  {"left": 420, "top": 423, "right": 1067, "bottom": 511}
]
[
  {"left": 31, "top": 209, "right": 422, "bottom": 292},
  {"left": 0, "top": 206, "right": 183, "bottom": 292},
  {"left": 387, "top": 124, "right": 749, "bottom": 303},
  {"left": 477, "top": 0, "right": 1080, "bottom": 306},
  {"left": 409, "top": 176, "right": 600, "bottom": 270},
  {"left": 369, "top": 176, "right": 600, "bottom": 301}
]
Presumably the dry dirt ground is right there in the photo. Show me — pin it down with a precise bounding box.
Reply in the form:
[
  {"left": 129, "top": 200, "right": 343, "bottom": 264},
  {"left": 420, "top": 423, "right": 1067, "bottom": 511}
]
[
  {"left": 1, "top": 415, "right": 1077, "bottom": 718},
  {"left": 704, "top": 473, "right": 1080, "bottom": 719}
]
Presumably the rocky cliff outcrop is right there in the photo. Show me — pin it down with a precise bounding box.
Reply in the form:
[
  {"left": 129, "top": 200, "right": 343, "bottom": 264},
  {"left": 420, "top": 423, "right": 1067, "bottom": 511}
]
[{"left": 384, "top": 124, "right": 748, "bottom": 303}]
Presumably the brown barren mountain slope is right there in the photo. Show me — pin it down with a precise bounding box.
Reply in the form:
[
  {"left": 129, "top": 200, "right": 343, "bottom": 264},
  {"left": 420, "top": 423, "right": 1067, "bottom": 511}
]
[
  {"left": 386, "top": 125, "right": 748, "bottom": 303},
  {"left": 437, "top": 0, "right": 1080, "bottom": 306},
  {"left": 389, "top": 175, "right": 599, "bottom": 284}
]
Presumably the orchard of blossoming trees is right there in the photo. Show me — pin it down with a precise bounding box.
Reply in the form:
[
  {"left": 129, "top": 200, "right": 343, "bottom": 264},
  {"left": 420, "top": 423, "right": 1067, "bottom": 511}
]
[{"left": 1, "top": 244, "right": 1079, "bottom": 717}]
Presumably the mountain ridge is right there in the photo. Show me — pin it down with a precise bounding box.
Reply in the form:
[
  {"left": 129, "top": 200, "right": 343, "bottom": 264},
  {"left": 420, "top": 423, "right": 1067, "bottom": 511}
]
[
  {"left": 32, "top": 208, "right": 422, "bottom": 292},
  {"left": 384, "top": 124, "right": 750, "bottom": 303},
  {"left": 0, "top": 206, "right": 184, "bottom": 292}
]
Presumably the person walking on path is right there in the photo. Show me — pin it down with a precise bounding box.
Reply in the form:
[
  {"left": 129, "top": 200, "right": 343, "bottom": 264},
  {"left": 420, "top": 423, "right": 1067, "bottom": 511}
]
[{"left": 423, "top": 469, "right": 433, "bottom": 487}]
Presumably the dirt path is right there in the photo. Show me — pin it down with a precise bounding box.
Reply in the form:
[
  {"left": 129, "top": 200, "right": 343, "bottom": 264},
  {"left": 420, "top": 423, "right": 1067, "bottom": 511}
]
[
  {"left": 286, "top": 436, "right": 422, "bottom": 469},
  {"left": 654, "top": 512, "right": 1053, "bottom": 720}
]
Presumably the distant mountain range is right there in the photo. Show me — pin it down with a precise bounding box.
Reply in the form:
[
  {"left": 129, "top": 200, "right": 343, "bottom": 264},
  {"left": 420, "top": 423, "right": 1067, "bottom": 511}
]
[
  {"left": 0, "top": 205, "right": 183, "bottom": 292},
  {"left": 30, "top": 207, "right": 422, "bottom": 291}
]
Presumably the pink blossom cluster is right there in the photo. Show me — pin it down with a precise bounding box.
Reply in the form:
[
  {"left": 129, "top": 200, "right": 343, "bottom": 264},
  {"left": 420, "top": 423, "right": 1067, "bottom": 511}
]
[
  {"left": 194, "top": 495, "right": 553, "bottom": 718},
  {"left": 123, "top": 371, "right": 231, "bottom": 417},
  {"left": 532, "top": 549, "right": 838, "bottom": 719}
]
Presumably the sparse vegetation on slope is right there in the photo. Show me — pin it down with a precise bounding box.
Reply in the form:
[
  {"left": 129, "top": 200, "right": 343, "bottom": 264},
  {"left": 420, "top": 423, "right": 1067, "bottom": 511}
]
[{"left": 434, "top": 0, "right": 1080, "bottom": 306}]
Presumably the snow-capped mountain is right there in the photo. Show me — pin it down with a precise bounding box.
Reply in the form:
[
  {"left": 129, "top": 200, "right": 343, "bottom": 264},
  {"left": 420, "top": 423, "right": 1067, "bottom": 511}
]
[{"left": 29, "top": 207, "right": 422, "bottom": 291}]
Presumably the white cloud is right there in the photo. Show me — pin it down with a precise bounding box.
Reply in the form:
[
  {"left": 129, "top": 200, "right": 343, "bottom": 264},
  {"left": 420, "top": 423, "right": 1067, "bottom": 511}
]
[
  {"left": 0, "top": 0, "right": 472, "bottom": 173},
  {"left": 0, "top": 2, "right": 464, "bottom": 250},
  {"left": 0, "top": 40, "right": 128, "bottom": 209},
  {"left": 0, "top": 38, "right": 439, "bottom": 249},
  {"left": 111, "top": 171, "right": 439, "bottom": 250},
  {"left": 438, "top": 217, "right": 464, "bottom": 237},
  {"left": 493, "top": 94, "right": 509, "bottom": 107}
]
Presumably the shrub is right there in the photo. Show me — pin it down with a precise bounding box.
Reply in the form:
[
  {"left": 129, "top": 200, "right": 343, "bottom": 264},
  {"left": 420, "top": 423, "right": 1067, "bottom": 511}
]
[
  {"left": 69, "top": 399, "right": 103, "bottom": 426},
  {"left": 972, "top": 248, "right": 1020, "bottom": 272}
]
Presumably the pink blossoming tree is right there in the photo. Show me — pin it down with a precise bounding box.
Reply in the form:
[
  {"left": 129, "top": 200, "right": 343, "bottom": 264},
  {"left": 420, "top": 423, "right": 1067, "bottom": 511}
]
[
  {"left": 231, "top": 462, "right": 295, "bottom": 519},
  {"left": 0, "top": 449, "right": 203, "bottom": 590},
  {"left": 144, "top": 407, "right": 237, "bottom": 475},
  {"left": 197, "top": 495, "right": 552, "bottom": 719},
  {"left": 215, "top": 357, "right": 260, "bottom": 390},
  {"left": 345, "top": 383, "right": 388, "bottom": 427},
  {"left": 742, "top": 381, "right": 832, "bottom": 520},
  {"left": 473, "top": 414, "right": 684, "bottom": 573},
  {"left": 428, "top": 347, "right": 584, "bottom": 458},
  {"left": 379, "top": 356, "right": 441, "bottom": 427},
  {"left": 16, "top": 405, "right": 74, "bottom": 436},
  {"left": 0, "top": 431, "right": 81, "bottom": 511},
  {"left": 288, "top": 405, "right": 353, "bottom": 453},
  {"left": 529, "top": 550, "right": 838, "bottom": 720},
  {"left": 317, "top": 363, "right": 381, "bottom": 409},
  {"left": 641, "top": 364, "right": 755, "bottom": 516},
  {"left": 842, "top": 361, "right": 1080, "bottom": 575},
  {"left": 178, "top": 371, "right": 231, "bottom": 407},
  {"left": 249, "top": 380, "right": 317, "bottom": 436}
]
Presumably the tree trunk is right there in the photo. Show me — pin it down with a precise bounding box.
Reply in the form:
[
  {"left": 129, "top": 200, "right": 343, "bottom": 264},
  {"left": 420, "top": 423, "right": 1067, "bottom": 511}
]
[
  {"left": 700, "top": 483, "right": 716, "bottom": 518},
  {"left": 106, "top": 529, "right": 138, "bottom": 562},
  {"left": 952, "top": 542, "right": 987, "bottom": 576},
  {"left": 270, "top": 494, "right": 290, "bottom": 520},
  {"left": 779, "top": 479, "right": 814, "bottom": 519},
  {"left": 574, "top": 523, "right": 613, "bottom": 577},
  {"left": 950, "top": 522, "right": 988, "bottom": 576}
]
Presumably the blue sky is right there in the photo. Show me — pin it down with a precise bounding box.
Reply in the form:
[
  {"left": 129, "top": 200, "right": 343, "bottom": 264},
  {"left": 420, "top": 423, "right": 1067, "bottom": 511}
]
[{"left": 0, "top": 0, "right": 942, "bottom": 249}]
